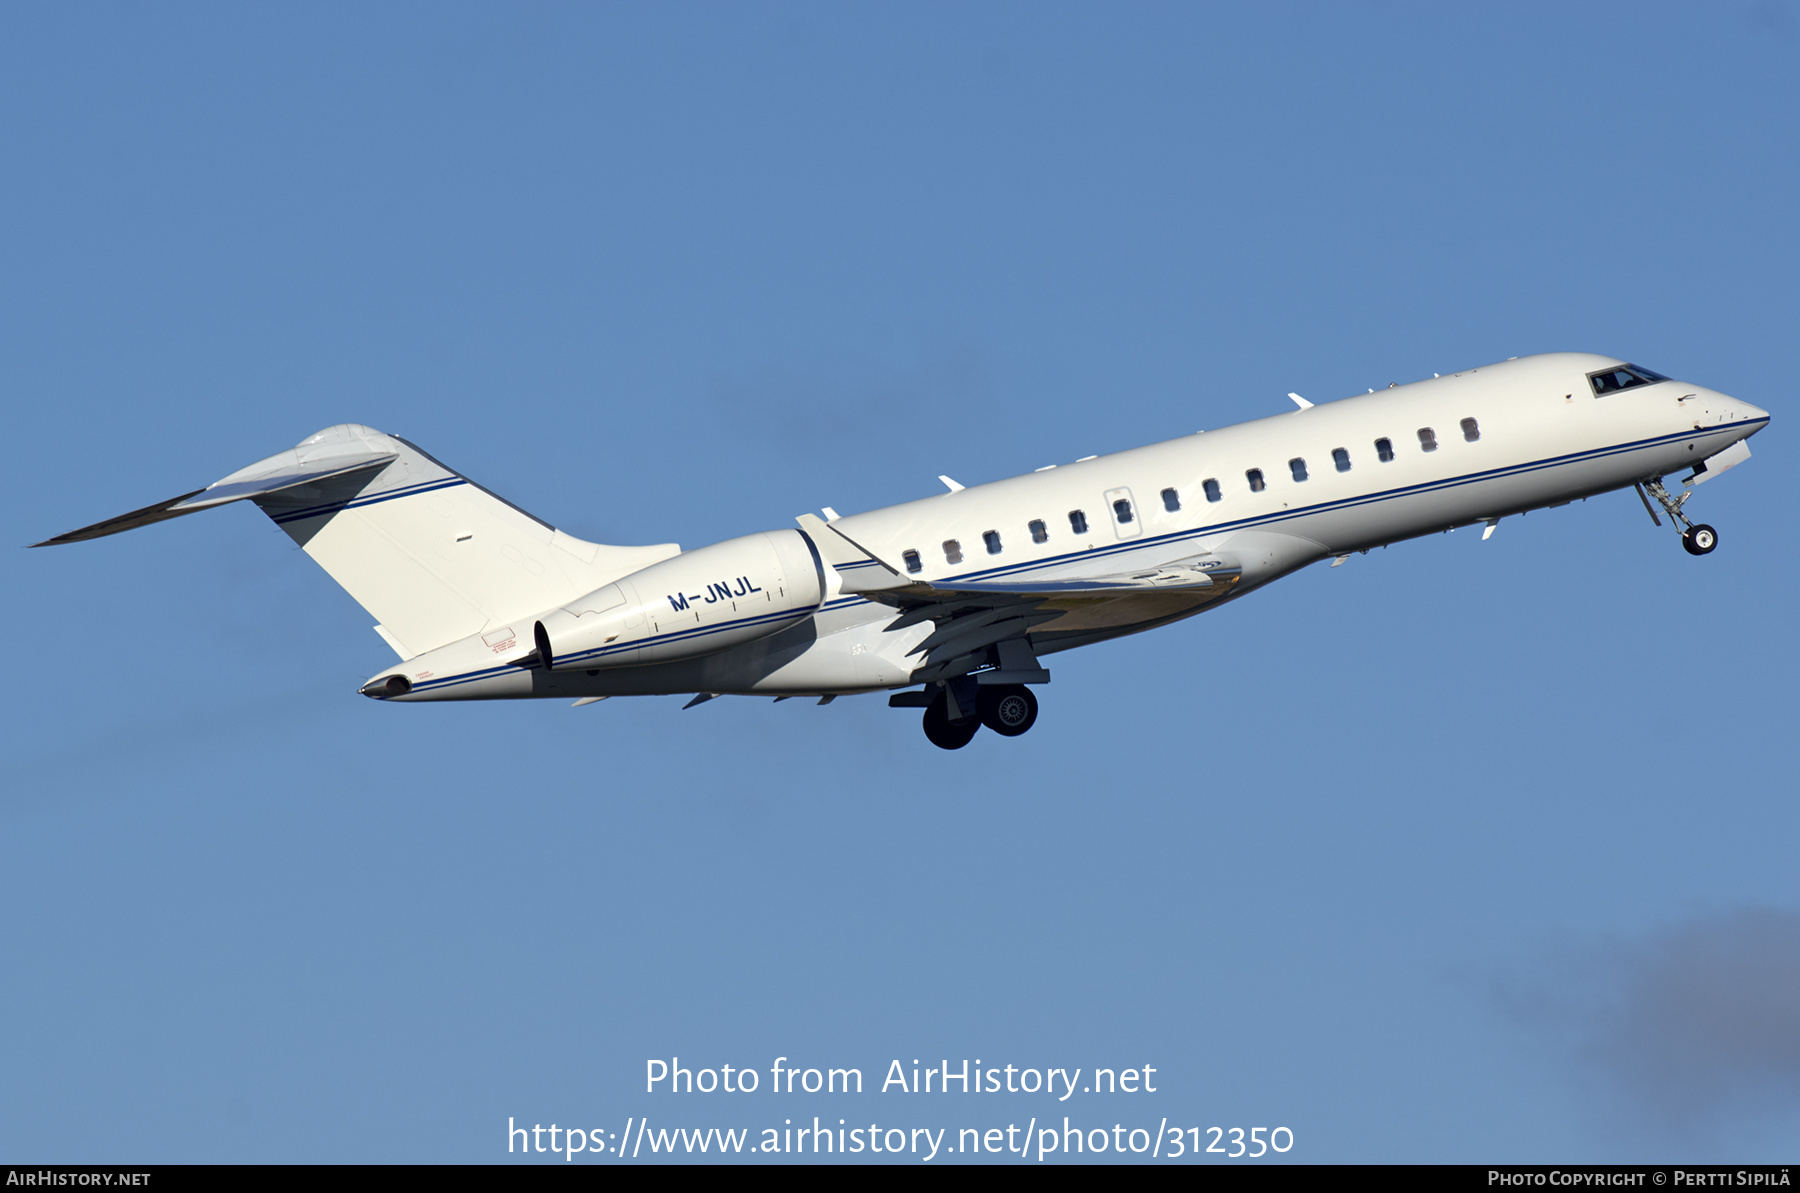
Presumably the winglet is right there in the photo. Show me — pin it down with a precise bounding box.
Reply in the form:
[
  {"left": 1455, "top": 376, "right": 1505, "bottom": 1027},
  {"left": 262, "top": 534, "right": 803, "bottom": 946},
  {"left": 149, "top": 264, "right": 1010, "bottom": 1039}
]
[
  {"left": 795, "top": 513, "right": 908, "bottom": 591},
  {"left": 1288, "top": 392, "right": 1314, "bottom": 410},
  {"left": 938, "top": 475, "right": 965, "bottom": 492}
]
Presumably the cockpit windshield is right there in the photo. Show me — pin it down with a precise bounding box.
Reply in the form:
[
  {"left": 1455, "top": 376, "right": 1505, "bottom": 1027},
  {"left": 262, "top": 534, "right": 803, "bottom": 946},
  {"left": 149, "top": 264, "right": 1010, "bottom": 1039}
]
[{"left": 1589, "top": 363, "right": 1672, "bottom": 396}]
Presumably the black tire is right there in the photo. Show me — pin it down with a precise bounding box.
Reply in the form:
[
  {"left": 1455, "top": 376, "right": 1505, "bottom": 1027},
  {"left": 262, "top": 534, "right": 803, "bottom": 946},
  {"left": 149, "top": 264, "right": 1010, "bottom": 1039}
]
[
  {"left": 922, "top": 694, "right": 981, "bottom": 750},
  {"left": 978, "top": 684, "right": 1038, "bottom": 737},
  {"left": 1682, "top": 524, "right": 1719, "bottom": 555}
]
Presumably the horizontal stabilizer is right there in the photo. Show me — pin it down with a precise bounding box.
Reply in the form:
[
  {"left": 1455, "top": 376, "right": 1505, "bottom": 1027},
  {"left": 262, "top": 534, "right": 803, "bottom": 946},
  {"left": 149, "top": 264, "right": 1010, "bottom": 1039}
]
[
  {"left": 31, "top": 488, "right": 209, "bottom": 546},
  {"left": 172, "top": 453, "right": 399, "bottom": 510},
  {"left": 32, "top": 445, "right": 396, "bottom": 547}
]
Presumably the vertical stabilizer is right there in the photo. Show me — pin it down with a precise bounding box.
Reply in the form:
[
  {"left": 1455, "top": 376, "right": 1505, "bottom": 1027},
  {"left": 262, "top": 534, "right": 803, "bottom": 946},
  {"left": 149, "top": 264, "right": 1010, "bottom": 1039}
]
[{"left": 253, "top": 425, "right": 680, "bottom": 658}]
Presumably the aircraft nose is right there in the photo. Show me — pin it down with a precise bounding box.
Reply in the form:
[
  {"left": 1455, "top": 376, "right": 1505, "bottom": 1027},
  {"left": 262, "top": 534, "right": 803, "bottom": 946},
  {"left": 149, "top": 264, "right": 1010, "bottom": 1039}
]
[
  {"left": 1725, "top": 395, "right": 1772, "bottom": 437},
  {"left": 1699, "top": 388, "right": 1770, "bottom": 431}
]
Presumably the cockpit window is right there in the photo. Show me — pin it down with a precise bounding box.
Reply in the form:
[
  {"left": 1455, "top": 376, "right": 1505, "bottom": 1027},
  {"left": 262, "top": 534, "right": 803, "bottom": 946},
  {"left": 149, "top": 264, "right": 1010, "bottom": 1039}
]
[{"left": 1589, "top": 364, "right": 1671, "bottom": 396}]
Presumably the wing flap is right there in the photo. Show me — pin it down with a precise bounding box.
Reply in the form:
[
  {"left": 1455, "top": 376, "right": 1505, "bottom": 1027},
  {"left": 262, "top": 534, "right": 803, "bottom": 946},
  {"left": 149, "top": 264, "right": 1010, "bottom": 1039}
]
[
  {"left": 911, "top": 608, "right": 1063, "bottom": 662},
  {"left": 878, "top": 554, "right": 1247, "bottom": 677},
  {"left": 928, "top": 558, "right": 1240, "bottom": 599},
  {"left": 933, "top": 568, "right": 1226, "bottom": 596}
]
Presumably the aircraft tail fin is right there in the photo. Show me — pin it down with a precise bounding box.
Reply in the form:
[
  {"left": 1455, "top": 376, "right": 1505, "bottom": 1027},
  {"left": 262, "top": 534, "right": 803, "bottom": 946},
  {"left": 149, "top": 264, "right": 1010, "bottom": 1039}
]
[{"left": 35, "top": 424, "right": 681, "bottom": 659}]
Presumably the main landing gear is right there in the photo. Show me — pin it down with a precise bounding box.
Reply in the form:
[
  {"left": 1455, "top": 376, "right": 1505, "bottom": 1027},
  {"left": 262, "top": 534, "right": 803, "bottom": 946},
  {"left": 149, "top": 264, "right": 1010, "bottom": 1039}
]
[
  {"left": 1636, "top": 478, "right": 1719, "bottom": 557},
  {"left": 919, "top": 684, "right": 1040, "bottom": 750}
]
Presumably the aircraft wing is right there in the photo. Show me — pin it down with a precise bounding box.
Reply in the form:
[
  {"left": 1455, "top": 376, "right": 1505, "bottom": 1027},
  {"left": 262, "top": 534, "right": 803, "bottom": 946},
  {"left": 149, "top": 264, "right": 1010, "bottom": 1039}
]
[
  {"left": 873, "top": 557, "right": 1241, "bottom": 681},
  {"left": 796, "top": 513, "right": 1236, "bottom": 596},
  {"left": 801, "top": 515, "right": 1242, "bottom": 681},
  {"left": 928, "top": 560, "right": 1234, "bottom": 596}
]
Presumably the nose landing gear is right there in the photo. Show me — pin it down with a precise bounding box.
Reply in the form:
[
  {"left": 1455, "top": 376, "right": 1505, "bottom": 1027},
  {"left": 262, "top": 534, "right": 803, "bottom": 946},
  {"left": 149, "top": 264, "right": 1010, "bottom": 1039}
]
[
  {"left": 1682, "top": 524, "right": 1718, "bottom": 555},
  {"left": 1636, "top": 478, "right": 1721, "bottom": 557}
]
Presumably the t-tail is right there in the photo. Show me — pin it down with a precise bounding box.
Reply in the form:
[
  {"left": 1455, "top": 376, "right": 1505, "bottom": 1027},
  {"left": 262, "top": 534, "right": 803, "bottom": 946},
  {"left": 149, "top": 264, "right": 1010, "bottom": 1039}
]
[{"left": 32, "top": 423, "right": 682, "bottom": 662}]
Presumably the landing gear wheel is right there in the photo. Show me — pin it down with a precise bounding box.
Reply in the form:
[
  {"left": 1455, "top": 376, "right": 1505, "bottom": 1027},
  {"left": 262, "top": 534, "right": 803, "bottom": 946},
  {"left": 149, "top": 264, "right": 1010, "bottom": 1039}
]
[
  {"left": 922, "top": 693, "right": 981, "bottom": 750},
  {"left": 978, "top": 684, "right": 1038, "bottom": 737},
  {"left": 1682, "top": 524, "right": 1718, "bottom": 555}
]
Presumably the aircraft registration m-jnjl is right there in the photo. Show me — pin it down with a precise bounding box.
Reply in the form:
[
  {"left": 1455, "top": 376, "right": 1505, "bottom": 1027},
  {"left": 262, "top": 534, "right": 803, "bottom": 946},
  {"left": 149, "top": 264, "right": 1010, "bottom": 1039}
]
[{"left": 37, "top": 352, "right": 1769, "bottom": 748}]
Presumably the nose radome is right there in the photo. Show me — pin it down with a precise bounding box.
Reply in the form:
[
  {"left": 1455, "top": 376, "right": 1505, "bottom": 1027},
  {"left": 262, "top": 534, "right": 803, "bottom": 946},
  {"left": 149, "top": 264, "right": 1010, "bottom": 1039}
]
[{"left": 1695, "top": 387, "right": 1769, "bottom": 427}]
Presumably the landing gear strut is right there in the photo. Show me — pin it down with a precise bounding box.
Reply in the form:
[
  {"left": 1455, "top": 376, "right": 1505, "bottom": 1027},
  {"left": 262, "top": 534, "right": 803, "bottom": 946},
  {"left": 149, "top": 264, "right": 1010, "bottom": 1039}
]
[{"left": 1636, "top": 478, "right": 1719, "bottom": 557}]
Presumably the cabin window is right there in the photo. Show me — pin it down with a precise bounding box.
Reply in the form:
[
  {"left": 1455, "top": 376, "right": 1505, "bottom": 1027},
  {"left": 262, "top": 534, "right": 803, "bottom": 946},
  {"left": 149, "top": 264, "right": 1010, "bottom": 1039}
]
[
  {"left": 1333, "top": 447, "right": 1352, "bottom": 472},
  {"left": 1461, "top": 417, "right": 1481, "bottom": 442},
  {"left": 1289, "top": 457, "right": 1308, "bottom": 482},
  {"left": 942, "top": 539, "right": 962, "bottom": 564},
  {"left": 1375, "top": 437, "right": 1395, "bottom": 462},
  {"left": 1589, "top": 364, "right": 1670, "bottom": 396},
  {"left": 983, "top": 530, "right": 1002, "bottom": 555},
  {"left": 1069, "top": 510, "right": 1088, "bottom": 535},
  {"left": 1418, "top": 427, "right": 1438, "bottom": 452},
  {"left": 1203, "top": 478, "right": 1222, "bottom": 502},
  {"left": 1161, "top": 487, "right": 1181, "bottom": 512},
  {"left": 1029, "top": 519, "right": 1048, "bottom": 543},
  {"left": 1247, "top": 468, "right": 1266, "bottom": 493},
  {"left": 1112, "top": 498, "right": 1135, "bottom": 524},
  {"left": 902, "top": 549, "right": 922, "bottom": 574}
]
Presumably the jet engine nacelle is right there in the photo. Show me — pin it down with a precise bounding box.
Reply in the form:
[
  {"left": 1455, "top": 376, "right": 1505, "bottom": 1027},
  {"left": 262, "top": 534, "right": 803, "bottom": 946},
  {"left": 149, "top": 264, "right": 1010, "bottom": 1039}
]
[{"left": 533, "top": 529, "right": 825, "bottom": 670}]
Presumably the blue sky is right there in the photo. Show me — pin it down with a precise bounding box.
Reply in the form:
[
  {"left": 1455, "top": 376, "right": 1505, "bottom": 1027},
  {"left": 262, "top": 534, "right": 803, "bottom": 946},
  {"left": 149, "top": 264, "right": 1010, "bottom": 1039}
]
[{"left": 4, "top": 2, "right": 1796, "bottom": 1163}]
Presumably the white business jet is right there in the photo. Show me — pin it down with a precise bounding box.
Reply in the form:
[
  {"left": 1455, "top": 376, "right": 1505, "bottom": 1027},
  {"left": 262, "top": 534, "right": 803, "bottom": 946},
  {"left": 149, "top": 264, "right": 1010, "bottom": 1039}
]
[{"left": 36, "top": 352, "right": 1768, "bottom": 749}]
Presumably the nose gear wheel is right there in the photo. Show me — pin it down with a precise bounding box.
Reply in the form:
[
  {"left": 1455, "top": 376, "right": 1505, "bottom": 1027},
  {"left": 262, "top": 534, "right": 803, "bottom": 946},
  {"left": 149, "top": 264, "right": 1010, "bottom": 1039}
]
[{"left": 1682, "top": 524, "right": 1718, "bottom": 555}]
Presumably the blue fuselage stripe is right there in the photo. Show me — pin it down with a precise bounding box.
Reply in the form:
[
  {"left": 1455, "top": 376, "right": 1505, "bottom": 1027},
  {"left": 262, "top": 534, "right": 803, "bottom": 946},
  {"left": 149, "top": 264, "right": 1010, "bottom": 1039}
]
[
  {"left": 271, "top": 477, "right": 468, "bottom": 524},
  {"left": 408, "top": 604, "right": 817, "bottom": 693},
  {"left": 943, "top": 418, "right": 1765, "bottom": 583}
]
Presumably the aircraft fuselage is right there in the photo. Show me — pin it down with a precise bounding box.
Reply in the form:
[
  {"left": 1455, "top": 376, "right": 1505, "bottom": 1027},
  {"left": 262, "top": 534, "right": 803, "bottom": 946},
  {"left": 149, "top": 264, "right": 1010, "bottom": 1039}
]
[
  {"left": 376, "top": 352, "right": 1769, "bottom": 704},
  {"left": 35, "top": 351, "right": 1770, "bottom": 746}
]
